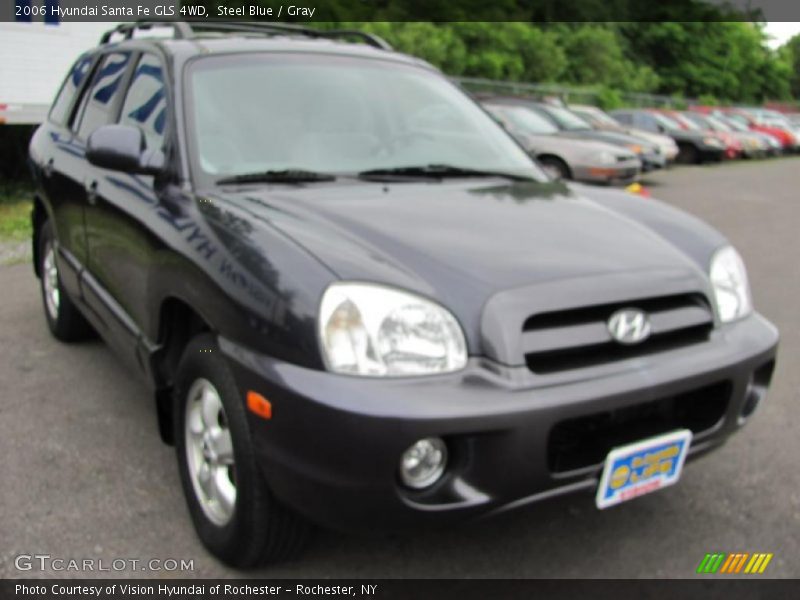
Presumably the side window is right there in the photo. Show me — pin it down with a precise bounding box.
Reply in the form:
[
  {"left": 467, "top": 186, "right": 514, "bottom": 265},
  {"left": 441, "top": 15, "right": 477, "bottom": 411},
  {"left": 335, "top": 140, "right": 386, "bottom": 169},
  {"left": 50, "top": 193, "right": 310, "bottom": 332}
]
[
  {"left": 75, "top": 52, "right": 131, "bottom": 140},
  {"left": 643, "top": 115, "right": 660, "bottom": 132},
  {"left": 119, "top": 54, "right": 168, "bottom": 150},
  {"left": 631, "top": 113, "right": 649, "bottom": 130},
  {"left": 614, "top": 112, "right": 632, "bottom": 126},
  {"left": 49, "top": 54, "right": 94, "bottom": 126}
]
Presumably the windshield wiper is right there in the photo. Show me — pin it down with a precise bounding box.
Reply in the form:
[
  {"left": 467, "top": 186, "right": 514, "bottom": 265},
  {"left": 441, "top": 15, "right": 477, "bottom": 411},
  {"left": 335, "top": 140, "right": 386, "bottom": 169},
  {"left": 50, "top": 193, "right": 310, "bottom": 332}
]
[
  {"left": 357, "top": 164, "right": 536, "bottom": 182},
  {"left": 216, "top": 169, "right": 336, "bottom": 185}
]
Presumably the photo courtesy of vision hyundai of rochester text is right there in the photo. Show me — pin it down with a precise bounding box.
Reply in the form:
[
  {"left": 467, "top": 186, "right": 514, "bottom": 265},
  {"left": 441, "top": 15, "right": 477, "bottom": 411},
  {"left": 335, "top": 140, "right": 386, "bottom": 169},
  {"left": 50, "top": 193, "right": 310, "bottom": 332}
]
[{"left": 28, "top": 21, "right": 778, "bottom": 567}]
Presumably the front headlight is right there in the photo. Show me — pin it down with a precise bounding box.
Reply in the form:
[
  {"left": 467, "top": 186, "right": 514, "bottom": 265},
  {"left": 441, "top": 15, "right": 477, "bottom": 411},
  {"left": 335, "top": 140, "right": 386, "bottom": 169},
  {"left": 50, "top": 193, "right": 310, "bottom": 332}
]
[
  {"left": 704, "top": 137, "right": 724, "bottom": 147},
  {"left": 319, "top": 283, "right": 468, "bottom": 376},
  {"left": 709, "top": 246, "right": 752, "bottom": 323},
  {"left": 591, "top": 151, "right": 616, "bottom": 165},
  {"left": 627, "top": 144, "right": 643, "bottom": 154}
]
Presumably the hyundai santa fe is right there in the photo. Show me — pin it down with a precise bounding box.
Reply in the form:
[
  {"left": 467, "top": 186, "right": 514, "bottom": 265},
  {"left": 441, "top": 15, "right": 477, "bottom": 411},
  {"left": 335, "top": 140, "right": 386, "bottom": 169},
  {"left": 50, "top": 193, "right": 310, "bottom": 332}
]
[{"left": 28, "top": 21, "right": 778, "bottom": 567}]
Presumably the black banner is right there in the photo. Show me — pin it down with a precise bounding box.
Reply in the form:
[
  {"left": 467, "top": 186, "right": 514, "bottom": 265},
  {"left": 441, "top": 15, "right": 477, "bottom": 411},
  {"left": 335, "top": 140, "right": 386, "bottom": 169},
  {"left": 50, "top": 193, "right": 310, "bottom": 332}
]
[
  {"left": 4, "top": 0, "right": 800, "bottom": 23},
  {"left": 2, "top": 580, "right": 799, "bottom": 600}
]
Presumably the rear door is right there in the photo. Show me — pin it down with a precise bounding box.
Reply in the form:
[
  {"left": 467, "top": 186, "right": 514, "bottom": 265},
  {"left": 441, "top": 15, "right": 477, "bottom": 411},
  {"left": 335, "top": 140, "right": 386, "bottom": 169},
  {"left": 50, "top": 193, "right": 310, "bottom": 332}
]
[
  {"left": 67, "top": 50, "right": 148, "bottom": 370},
  {"left": 32, "top": 52, "right": 96, "bottom": 297},
  {"left": 82, "top": 51, "right": 172, "bottom": 378}
]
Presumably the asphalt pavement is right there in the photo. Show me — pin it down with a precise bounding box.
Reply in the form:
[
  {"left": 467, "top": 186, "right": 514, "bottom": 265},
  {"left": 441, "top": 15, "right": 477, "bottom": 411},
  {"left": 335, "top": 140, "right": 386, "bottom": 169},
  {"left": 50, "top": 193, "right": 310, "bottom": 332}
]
[{"left": 1, "top": 158, "right": 798, "bottom": 578}]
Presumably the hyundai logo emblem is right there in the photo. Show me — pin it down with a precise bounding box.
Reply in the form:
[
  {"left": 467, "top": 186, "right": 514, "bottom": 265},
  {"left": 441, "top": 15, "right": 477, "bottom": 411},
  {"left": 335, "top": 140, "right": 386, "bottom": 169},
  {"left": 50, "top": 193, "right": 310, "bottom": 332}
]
[{"left": 607, "top": 308, "right": 652, "bottom": 345}]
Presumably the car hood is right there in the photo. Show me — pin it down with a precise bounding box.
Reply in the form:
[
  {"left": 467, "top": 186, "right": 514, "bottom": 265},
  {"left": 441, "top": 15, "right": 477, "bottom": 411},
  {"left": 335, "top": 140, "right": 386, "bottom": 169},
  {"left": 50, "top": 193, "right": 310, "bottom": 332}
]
[
  {"left": 513, "top": 132, "right": 629, "bottom": 157},
  {"left": 555, "top": 129, "right": 646, "bottom": 151},
  {"left": 212, "top": 180, "right": 707, "bottom": 345},
  {"left": 664, "top": 128, "right": 708, "bottom": 142},
  {"left": 625, "top": 128, "right": 677, "bottom": 148}
]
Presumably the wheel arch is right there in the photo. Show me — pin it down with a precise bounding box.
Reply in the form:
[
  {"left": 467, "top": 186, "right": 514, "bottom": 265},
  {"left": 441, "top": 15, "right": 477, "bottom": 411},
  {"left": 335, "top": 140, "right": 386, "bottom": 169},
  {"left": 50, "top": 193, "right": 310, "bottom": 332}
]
[
  {"left": 31, "top": 194, "right": 48, "bottom": 277},
  {"left": 535, "top": 154, "right": 573, "bottom": 179},
  {"left": 153, "top": 296, "right": 214, "bottom": 445}
]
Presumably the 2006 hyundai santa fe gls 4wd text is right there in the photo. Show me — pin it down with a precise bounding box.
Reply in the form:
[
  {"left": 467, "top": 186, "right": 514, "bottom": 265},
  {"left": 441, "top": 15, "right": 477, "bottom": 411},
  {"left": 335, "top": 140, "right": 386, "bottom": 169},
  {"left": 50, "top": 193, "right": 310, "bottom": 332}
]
[{"left": 29, "top": 22, "right": 779, "bottom": 567}]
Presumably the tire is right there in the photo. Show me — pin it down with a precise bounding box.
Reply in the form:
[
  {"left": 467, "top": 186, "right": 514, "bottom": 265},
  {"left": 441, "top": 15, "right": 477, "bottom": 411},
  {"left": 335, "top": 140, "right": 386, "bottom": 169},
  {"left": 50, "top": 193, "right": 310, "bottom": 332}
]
[
  {"left": 677, "top": 143, "right": 699, "bottom": 165},
  {"left": 38, "top": 221, "right": 94, "bottom": 342},
  {"left": 538, "top": 156, "right": 571, "bottom": 181},
  {"left": 173, "top": 333, "right": 311, "bottom": 568}
]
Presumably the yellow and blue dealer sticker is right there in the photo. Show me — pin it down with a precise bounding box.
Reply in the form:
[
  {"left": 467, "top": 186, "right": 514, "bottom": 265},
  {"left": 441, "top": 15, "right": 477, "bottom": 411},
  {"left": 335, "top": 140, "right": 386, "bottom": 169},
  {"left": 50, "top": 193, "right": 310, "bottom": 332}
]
[{"left": 596, "top": 429, "right": 692, "bottom": 509}]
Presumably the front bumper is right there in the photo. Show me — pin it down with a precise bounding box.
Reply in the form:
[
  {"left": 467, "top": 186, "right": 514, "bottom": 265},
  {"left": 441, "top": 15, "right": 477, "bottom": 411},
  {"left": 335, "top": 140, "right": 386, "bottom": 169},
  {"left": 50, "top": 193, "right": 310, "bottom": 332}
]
[
  {"left": 220, "top": 313, "right": 778, "bottom": 534},
  {"left": 663, "top": 147, "right": 680, "bottom": 162},
  {"left": 697, "top": 144, "right": 726, "bottom": 161},
  {"left": 640, "top": 151, "right": 666, "bottom": 171},
  {"left": 573, "top": 160, "right": 640, "bottom": 184}
]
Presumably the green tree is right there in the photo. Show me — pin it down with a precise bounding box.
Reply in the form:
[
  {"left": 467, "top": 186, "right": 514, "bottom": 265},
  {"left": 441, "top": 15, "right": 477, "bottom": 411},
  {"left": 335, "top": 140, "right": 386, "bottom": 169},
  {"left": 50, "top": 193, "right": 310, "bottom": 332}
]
[
  {"left": 778, "top": 34, "right": 800, "bottom": 98},
  {"left": 557, "top": 25, "right": 659, "bottom": 92},
  {"left": 449, "top": 22, "right": 566, "bottom": 82},
  {"left": 621, "top": 21, "right": 791, "bottom": 103},
  {"left": 356, "top": 23, "right": 468, "bottom": 75},
  {"left": 350, "top": 23, "right": 567, "bottom": 83}
]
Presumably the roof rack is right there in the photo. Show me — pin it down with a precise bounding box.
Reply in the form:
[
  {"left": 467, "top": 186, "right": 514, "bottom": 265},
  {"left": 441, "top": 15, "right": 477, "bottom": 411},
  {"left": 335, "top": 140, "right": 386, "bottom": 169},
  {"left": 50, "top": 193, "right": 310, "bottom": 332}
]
[
  {"left": 99, "top": 21, "right": 393, "bottom": 51},
  {"left": 99, "top": 21, "right": 193, "bottom": 44}
]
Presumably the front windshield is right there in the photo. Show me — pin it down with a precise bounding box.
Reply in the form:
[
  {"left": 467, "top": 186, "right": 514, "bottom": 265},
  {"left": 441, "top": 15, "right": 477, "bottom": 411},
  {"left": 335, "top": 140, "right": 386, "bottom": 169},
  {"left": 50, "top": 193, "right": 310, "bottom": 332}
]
[
  {"left": 724, "top": 118, "right": 747, "bottom": 131},
  {"left": 681, "top": 114, "right": 708, "bottom": 130},
  {"left": 539, "top": 105, "right": 593, "bottom": 131},
  {"left": 727, "top": 113, "right": 751, "bottom": 126},
  {"left": 579, "top": 109, "right": 620, "bottom": 129},
  {"left": 486, "top": 104, "right": 559, "bottom": 135},
  {"left": 706, "top": 116, "right": 731, "bottom": 132},
  {"left": 652, "top": 113, "right": 682, "bottom": 130},
  {"left": 186, "top": 53, "right": 545, "bottom": 183},
  {"left": 673, "top": 114, "right": 701, "bottom": 130}
]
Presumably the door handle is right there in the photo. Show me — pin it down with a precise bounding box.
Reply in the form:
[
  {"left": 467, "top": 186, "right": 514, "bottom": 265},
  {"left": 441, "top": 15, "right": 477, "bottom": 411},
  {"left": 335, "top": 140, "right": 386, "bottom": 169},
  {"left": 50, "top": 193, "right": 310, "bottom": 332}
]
[
  {"left": 43, "top": 158, "right": 54, "bottom": 178},
  {"left": 86, "top": 180, "right": 98, "bottom": 205}
]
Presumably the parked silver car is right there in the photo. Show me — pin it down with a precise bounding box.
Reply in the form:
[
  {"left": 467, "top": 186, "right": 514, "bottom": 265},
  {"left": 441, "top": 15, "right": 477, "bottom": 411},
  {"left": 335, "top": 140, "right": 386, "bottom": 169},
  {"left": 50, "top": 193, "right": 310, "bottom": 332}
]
[
  {"left": 570, "top": 104, "right": 680, "bottom": 164},
  {"left": 483, "top": 102, "right": 641, "bottom": 184}
]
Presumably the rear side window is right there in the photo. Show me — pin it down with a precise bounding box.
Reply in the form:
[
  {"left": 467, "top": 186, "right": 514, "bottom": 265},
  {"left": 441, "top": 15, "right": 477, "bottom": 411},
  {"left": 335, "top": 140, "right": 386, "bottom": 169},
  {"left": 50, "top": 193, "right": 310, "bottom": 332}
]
[
  {"left": 614, "top": 112, "right": 633, "bottom": 125},
  {"left": 49, "top": 54, "right": 94, "bottom": 126},
  {"left": 75, "top": 52, "right": 131, "bottom": 140},
  {"left": 633, "top": 114, "right": 654, "bottom": 131},
  {"left": 119, "top": 54, "right": 168, "bottom": 150}
]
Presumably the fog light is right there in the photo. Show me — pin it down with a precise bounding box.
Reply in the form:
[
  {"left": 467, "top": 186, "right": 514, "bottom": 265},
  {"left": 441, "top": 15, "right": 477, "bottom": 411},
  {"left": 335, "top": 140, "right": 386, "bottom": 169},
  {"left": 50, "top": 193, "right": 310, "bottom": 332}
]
[
  {"left": 740, "top": 388, "right": 761, "bottom": 419},
  {"left": 739, "top": 376, "right": 763, "bottom": 422},
  {"left": 399, "top": 437, "right": 447, "bottom": 489}
]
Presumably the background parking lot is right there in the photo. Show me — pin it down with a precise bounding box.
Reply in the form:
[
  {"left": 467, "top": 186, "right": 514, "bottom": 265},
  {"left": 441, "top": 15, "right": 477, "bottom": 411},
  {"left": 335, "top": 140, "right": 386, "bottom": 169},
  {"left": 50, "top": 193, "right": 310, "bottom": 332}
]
[{"left": 1, "top": 158, "right": 798, "bottom": 578}]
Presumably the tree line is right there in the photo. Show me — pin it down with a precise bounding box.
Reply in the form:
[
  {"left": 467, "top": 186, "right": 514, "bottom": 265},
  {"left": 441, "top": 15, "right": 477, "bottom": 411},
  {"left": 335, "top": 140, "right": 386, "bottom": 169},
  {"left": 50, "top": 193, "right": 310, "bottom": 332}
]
[
  {"left": 192, "top": 1, "right": 799, "bottom": 106},
  {"left": 326, "top": 22, "right": 796, "bottom": 106}
]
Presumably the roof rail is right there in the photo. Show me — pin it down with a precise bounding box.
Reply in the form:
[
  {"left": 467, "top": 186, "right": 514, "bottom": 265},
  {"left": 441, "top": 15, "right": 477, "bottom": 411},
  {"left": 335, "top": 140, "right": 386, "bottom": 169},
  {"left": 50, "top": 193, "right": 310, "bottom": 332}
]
[
  {"left": 99, "top": 20, "right": 392, "bottom": 51},
  {"left": 99, "top": 21, "right": 193, "bottom": 44}
]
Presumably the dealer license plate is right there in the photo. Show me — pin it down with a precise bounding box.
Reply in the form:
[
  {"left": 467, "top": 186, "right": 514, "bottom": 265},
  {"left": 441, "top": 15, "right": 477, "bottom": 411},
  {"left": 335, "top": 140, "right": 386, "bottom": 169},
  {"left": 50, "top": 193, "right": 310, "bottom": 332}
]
[{"left": 595, "top": 429, "right": 692, "bottom": 509}]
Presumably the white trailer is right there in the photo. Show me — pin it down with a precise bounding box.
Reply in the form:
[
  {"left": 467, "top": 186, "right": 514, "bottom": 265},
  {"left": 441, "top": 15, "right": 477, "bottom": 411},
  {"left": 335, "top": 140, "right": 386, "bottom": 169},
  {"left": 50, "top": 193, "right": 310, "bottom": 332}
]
[{"left": 0, "top": 22, "right": 115, "bottom": 124}]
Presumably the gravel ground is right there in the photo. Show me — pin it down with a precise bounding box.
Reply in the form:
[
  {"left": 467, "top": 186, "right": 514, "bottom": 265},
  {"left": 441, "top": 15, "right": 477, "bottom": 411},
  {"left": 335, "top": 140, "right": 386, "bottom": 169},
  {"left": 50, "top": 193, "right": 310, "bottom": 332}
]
[{"left": 0, "top": 238, "right": 32, "bottom": 265}]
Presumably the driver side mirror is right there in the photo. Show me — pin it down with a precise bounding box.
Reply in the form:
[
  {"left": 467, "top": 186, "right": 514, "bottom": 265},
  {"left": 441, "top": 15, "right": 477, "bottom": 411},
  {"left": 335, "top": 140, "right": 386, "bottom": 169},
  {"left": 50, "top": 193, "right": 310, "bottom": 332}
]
[{"left": 86, "top": 124, "right": 165, "bottom": 175}]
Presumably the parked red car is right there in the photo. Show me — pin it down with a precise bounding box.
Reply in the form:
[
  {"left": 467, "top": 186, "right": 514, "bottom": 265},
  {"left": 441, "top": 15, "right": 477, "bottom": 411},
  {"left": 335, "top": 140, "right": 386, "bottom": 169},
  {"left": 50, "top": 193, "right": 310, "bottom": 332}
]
[{"left": 691, "top": 106, "right": 796, "bottom": 150}]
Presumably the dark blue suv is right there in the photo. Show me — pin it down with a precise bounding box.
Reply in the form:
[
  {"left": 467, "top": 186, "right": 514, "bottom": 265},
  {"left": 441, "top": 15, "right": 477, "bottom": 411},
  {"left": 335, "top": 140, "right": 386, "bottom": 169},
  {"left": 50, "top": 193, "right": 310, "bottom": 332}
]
[{"left": 29, "top": 21, "right": 778, "bottom": 567}]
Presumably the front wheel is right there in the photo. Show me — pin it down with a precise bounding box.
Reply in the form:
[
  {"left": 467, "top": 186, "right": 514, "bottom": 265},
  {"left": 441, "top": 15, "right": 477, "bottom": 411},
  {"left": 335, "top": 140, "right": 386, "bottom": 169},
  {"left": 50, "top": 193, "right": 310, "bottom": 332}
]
[
  {"left": 677, "top": 143, "right": 699, "bottom": 165},
  {"left": 174, "top": 333, "right": 311, "bottom": 567},
  {"left": 538, "top": 156, "right": 571, "bottom": 181}
]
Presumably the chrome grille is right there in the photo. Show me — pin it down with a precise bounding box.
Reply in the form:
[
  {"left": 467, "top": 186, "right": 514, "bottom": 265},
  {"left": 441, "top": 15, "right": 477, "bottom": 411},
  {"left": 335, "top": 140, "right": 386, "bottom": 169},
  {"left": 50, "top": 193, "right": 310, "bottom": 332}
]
[{"left": 523, "top": 294, "right": 714, "bottom": 374}]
